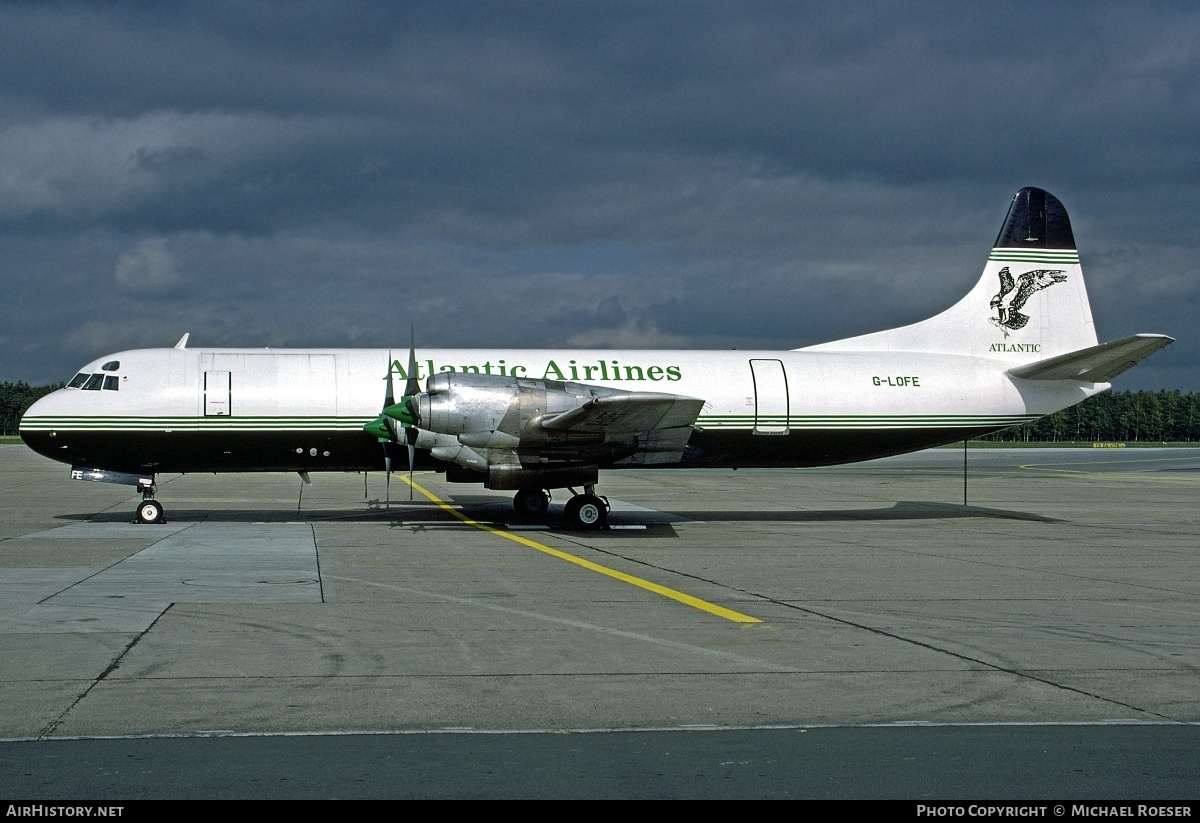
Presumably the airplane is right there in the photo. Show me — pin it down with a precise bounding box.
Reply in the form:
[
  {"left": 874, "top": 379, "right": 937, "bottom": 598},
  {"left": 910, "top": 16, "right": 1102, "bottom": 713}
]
[{"left": 20, "top": 187, "right": 1173, "bottom": 529}]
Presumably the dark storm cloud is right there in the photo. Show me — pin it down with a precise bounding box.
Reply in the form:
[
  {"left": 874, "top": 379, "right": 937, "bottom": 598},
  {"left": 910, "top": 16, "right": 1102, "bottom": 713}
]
[{"left": 0, "top": 1, "right": 1196, "bottom": 390}]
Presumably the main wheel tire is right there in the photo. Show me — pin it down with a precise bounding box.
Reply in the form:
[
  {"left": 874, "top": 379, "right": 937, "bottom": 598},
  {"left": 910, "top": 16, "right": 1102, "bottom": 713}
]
[
  {"left": 513, "top": 488, "right": 550, "bottom": 518},
  {"left": 564, "top": 494, "right": 607, "bottom": 530},
  {"left": 136, "top": 500, "right": 164, "bottom": 525}
]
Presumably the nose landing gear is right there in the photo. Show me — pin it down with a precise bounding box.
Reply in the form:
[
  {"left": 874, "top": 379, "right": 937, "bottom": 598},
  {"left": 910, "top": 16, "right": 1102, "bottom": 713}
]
[{"left": 134, "top": 480, "right": 165, "bottom": 524}]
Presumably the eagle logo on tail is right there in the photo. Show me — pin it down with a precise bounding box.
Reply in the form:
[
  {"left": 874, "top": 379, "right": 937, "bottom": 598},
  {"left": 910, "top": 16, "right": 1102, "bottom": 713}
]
[{"left": 989, "top": 267, "right": 1067, "bottom": 331}]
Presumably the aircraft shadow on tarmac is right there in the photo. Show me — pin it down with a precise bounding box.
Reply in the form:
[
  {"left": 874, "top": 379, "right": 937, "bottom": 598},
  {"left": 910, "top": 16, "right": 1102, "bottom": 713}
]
[
  {"left": 57, "top": 499, "right": 1060, "bottom": 530},
  {"left": 569, "top": 501, "right": 1061, "bottom": 526},
  {"left": 658, "top": 501, "right": 1063, "bottom": 524}
]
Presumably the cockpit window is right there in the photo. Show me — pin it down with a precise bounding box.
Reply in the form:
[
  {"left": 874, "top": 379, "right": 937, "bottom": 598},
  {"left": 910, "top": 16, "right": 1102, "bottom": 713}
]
[
  {"left": 101, "top": 360, "right": 120, "bottom": 371},
  {"left": 67, "top": 372, "right": 89, "bottom": 388},
  {"left": 103, "top": 375, "right": 120, "bottom": 391},
  {"left": 82, "top": 373, "right": 104, "bottom": 390}
]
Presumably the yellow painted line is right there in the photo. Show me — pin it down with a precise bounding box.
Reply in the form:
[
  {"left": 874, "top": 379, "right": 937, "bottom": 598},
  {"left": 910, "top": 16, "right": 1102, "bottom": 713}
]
[
  {"left": 1018, "top": 470, "right": 1200, "bottom": 483},
  {"left": 1019, "top": 455, "right": 1200, "bottom": 469},
  {"left": 1017, "top": 457, "right": 1200, "bottom": 483},
  {"left": 402, "top": 476, "right": 762, "bottom": 624}
]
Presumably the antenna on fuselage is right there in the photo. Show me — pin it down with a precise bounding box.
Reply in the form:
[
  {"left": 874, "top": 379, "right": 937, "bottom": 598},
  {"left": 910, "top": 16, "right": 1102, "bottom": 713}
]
[{"left": 174, "top": 333, "right": 190, "bottom": 349}]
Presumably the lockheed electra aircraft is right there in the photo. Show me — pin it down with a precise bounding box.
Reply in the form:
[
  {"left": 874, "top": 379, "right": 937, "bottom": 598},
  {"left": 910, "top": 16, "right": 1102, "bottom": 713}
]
[{"left": 20, "top": 188, "right": 1173, "bottom": 529}]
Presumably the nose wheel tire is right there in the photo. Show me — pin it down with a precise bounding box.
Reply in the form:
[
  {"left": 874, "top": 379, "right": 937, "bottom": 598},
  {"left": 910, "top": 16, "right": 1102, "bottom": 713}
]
[
  {"left": 513, "top": 488, "right": 551, "bottom": 518},
  {"left": 563, "top": 494, "right": 607, "bottom": 530},
  {"left": 136, "top": 499, "right": 165, "bottom": 525}
]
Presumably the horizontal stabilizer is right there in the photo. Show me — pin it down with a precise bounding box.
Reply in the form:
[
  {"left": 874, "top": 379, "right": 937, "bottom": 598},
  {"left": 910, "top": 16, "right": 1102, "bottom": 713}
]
[
  {"left": 539, "top": 393, "right": 704, "bottom": 434},
  {"left": 1007, "top": 334, "right": 1173, "bottom": 382}
]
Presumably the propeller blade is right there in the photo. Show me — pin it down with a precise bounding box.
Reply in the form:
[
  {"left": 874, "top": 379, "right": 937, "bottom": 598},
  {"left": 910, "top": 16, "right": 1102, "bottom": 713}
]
[
  {"left": 383, "top": 441, "right": 392, "bottom": 508},
  {"left": 406, "top": 427, "right": 417, "bottom": 500},
  {"left": 384, "top": 349, "right": 395, "bottom": 408},
  {"left": 407, "top": 445, "right": 415, "bottom": 500},
  {"left": 402, "top": 328, "right": 421, "bottom": 500},
  {"left": 404, "top": 326, "right": 420, "bottom": 399},
  {"left": 368, "top": 352, "right": 397, "bottom": 508}
]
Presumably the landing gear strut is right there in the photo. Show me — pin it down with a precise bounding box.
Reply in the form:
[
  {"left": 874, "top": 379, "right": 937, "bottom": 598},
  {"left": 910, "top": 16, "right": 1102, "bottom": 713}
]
[
  {"left": 563, "top": 485, "right": 608, "bottom": 531},
  {"left": 134, "top": 480, "right": 165, "bottom": 524}
]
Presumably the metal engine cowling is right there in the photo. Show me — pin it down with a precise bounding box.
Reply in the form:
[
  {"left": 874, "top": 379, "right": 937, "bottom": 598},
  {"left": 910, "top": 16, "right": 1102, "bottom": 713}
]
[
  {"left": 405, "top": 372, "right": 704, "bottom": 483},
  {"left": 418, "top": 372, "right": 521, "bottom": 436},
  {"left": 417, "top": 372, "right": 615, "bottom": 442}
]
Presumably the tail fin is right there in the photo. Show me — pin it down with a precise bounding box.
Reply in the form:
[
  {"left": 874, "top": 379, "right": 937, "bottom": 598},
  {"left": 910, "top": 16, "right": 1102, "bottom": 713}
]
[{"left": 802, "top": 187, "right": 1099, "bottom": 363}]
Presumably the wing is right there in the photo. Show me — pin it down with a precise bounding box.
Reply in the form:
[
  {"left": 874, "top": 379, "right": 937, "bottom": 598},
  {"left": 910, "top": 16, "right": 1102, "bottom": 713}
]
[
  {"left": 537, "top": 392, "right": 704, "bottom": 434},
  {"left": 535, "top": 392, "right": 705, "bottom": 466}
]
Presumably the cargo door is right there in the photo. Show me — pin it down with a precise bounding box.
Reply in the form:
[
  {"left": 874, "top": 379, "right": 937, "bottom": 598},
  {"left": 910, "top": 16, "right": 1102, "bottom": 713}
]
[
  {"left": 749, "top": 359, "right": 789, "bottom": 435},
  {"left": 203, "top": 370, "right": 231, "bottom": 416}
]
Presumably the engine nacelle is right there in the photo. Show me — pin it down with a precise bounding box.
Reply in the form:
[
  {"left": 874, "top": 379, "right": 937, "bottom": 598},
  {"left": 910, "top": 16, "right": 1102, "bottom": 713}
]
[
  {"left": 415, "top": 372, "right": 614, "bottom": 441},
  {"left": 418, "top": 372, "right": 519, "bottom": 435},
  {"left": 393, "top": 371, "right": 704, "bottom": 478}
]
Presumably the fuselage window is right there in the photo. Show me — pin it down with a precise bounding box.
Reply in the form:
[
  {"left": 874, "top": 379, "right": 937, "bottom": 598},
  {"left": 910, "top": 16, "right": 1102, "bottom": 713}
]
[
  {"left": 101, "top": 361, "right": 120, "bottom": 372},
  {"left": 82, "top": 374, "right": 104, "bottom": 390},
  {"left": 103, "top": 375, "right": 120, "bottom": 391},
  {"left": 67, "top": 372, "right": 89, "bottom": 388}
]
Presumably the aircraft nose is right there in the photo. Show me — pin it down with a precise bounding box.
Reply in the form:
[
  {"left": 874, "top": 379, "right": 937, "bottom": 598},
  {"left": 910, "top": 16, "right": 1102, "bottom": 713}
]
[
  {"left": 18, "top": 392, "right": 64, "bottom": 458},
  {"left": 20, "top": 390, "right": 53, "bottom": 419},
  {"left": 19, "top": 394, "right": 45, "bottom": 432}
]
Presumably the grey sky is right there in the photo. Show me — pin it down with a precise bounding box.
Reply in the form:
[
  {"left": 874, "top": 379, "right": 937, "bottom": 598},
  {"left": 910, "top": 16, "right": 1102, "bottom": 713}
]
[{"left": 1, "top": 1, "right": 1196, "bottom": 390}]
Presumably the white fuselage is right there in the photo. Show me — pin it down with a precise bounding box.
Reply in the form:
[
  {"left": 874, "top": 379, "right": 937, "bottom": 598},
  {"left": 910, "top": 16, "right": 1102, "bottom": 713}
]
[{"left": 20, "top": 345, "right": 1102, "bottom": 475}]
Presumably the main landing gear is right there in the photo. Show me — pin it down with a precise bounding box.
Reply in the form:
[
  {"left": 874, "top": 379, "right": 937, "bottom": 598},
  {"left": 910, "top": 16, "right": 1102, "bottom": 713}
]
[
  {"left": 512, "top": 486, "right": 608, "bottom": 530},
  {"left": 513, "top": 488, "right": 551, "bottom": 518},
  {"left": 134, "top": 480, "right": 165, "bottom": 524}
]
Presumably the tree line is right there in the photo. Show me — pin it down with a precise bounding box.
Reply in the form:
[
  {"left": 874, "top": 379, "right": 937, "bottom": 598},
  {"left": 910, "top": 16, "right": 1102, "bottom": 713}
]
[
  {"left": 979, "top": 389, "right": 1200, "bottom": 443},
  {"left": 2, "top": 381, "right": 1198, "bottom": 442}
]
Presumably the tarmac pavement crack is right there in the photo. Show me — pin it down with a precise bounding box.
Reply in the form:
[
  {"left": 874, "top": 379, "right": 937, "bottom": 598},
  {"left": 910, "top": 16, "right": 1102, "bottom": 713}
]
[
  {"left": 577, "top": 542, "right": 1180, "bottom": 723},
  {"left": 311, "top": 523, "right": 326, "bottom": 603},
  {"left": 36, "top": 520, "right": 206, "bottom": 604},
  {"left": 38, "top": 604, "right": 174, "bottom": 740},
  {"left": 758, "top": 597, "right": 1176, "bottom": 722}
]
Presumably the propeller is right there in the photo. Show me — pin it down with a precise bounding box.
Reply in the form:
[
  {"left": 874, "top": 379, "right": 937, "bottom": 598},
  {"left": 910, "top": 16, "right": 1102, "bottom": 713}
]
[
  {"left": 362, "top": 350, "right": 397, "bottom": 506},
  {"left": 376, "top": 329, "right": 423, "bottom": 500},
  {"left": 402, "top": 330, "right": 420, "bottom": 496}
]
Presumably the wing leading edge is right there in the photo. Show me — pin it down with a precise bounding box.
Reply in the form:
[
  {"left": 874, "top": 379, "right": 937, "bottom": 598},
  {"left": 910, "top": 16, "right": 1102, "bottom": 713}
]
[{"left": 537, "top": 392, "right": 704, "bottom": 433}]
